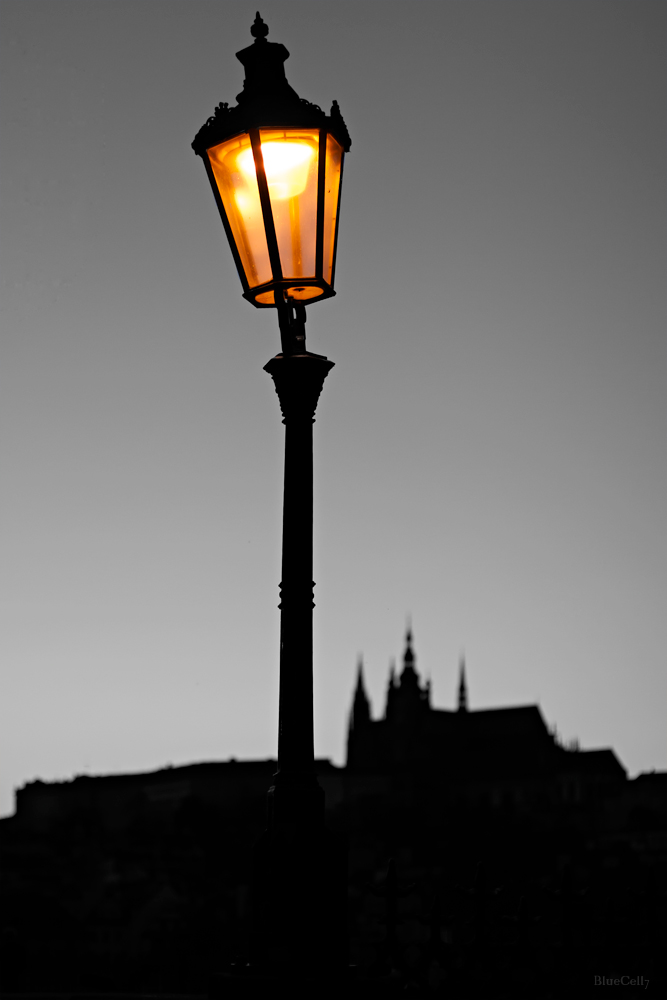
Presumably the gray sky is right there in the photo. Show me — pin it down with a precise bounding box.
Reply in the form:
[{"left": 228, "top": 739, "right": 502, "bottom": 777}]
[{"left": 1, "top": 0, "right": 665, "bottom": 817}]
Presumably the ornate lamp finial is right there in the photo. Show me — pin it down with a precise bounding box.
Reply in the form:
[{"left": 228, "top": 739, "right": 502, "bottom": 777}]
[{"left": 251, "top": 12, "right": 269, "bottom": 40}]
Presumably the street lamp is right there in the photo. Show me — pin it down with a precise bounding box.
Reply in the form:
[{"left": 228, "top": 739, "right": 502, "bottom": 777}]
[
  {"left": 192, "top": 13, "right": 350, "bottom": 979},
  {"left": 192, "top": 11, "right": 349, "bottom": 351}
]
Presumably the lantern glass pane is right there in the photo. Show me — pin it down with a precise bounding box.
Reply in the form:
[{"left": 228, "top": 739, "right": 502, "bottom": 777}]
[
  {"left": 323, "top": 135, "right": 344, "bottom": 285},
  {"left": 258, "top": 128, "right": 320, "bottom": 281},
  {"left": 207, "top": 134, "right": 272, "bottom": 288}
]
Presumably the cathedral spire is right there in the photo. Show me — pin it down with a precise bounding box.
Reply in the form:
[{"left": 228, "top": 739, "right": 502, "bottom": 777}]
[
  {"left": 350, "top": 655, "right": 371, "bottom": 728},
  {"left": 457, "top": 655, "right": 468, "bottom": 712},
  {"left": 347, "top": 656, "right": 371, "bottom": 767},
  {"left": 403, "top": 621, "right": 415, "bottom": 670},
  {"left": 386, "top": 623, "right": 430, "bottom": 724}
]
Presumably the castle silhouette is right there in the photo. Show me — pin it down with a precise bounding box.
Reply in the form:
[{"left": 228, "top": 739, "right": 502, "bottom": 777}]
[{"left": 345, "top": 626, "right": 626, "bottom": 810}]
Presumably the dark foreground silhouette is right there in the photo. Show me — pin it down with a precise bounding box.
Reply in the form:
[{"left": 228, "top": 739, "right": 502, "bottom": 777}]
[
  {"left": 1, "top": 765, "right": 665, "bottom": 997},
  {"left": 2, "top": 633, "right": 664, "bottom": 995}
]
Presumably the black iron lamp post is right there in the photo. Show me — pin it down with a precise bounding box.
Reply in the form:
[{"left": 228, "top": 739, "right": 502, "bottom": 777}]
[{"left": 192, "top": 13, "right": 350, "bottom": 981}]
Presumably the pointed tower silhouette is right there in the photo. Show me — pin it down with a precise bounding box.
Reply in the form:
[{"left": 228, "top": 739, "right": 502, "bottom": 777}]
[
  {"left": 457, "top": 655, "right": 468, "bottom": 713},
  {"left": 400, "top": 624, "right": 419, "bottom": 685},
  {"left": 346, "top": 656, "right": 372, "bottom": 768},
  {"left": 385, "top": 624, "right": 430, "bottom": 726},
  {"left": 350, "top": 656, "right": 371, "bottom": 727}
]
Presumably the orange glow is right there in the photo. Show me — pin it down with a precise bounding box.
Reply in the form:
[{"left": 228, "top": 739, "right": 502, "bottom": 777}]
[
  {"left": 259, "top": 129, "right": 319, "bottom": 280},
  {"left": 286, "top": 286, "right": 323, "bottom": 301},
  {"left": 323, "top": 135, "right": 343, "bottom": 285},
  {"left": 207, "top": 134, "right": 271, "bottom": 288},
  {"left": 238, "top": 142, "right": 314, "bottom": 200}
]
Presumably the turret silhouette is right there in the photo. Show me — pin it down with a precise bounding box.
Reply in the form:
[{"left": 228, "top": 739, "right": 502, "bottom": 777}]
[
  {"left": 349, "top": 657, "right": 370, "bottom": 729},
  {"left": 346, "top": 657, "right": 372, "bottom": 769},
  {"left": 385, "top": 626, "right": 430, "bottom": 726}
]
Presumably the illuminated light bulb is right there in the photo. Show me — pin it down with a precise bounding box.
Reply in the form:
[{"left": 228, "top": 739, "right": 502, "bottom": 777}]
[{"left": 237, "top": 142, "right": 314, "bottom": 200}]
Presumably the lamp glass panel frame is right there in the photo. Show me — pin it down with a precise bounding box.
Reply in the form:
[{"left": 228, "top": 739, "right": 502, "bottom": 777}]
[{"left": 205, "top": 128, "right": 345, "bottom": 308}]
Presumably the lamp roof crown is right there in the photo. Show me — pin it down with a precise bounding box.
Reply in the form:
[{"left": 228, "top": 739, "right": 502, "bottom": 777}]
[
  {"left": 235, "top": 13, "right": 297, "bottom": 108},
  {"left": 192, "top": 14, "right": 351, "bottom": 156}
]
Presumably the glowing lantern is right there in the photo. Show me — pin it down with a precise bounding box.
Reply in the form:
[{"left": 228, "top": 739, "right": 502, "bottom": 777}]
[{"left": 192, "top": 14, "right": 350, "bottom": 309}]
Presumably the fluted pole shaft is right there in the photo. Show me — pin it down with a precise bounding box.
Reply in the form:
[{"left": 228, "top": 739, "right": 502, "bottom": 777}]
[
  {"left": 251, "top": 346, "right": 347, "bottom": 973},
  {"left": 263, "top": 350, "right": 334, "bottom": 828}
]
